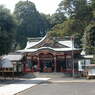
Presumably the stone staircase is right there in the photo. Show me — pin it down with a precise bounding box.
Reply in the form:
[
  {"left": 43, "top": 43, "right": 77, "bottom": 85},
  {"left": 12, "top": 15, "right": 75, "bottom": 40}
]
[{"left": 32, "top": 72, "right": 72, "bottom": 78}]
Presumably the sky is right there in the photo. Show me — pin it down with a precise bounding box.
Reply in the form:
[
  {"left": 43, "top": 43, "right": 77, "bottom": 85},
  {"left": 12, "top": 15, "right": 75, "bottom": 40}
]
[{"left": 0, "top": 0, "right": 62, "bottom": 14}]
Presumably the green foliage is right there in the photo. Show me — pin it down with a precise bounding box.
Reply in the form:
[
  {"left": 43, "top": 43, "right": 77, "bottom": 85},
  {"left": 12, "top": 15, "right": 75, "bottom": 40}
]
[
  {"left": 90, "top": 0, "right": 95, "bottom": 18},
  {"left": 63, "top": 19, "right": 84, "bottom": 36},
  {"left": 50, "top": 23, "right": 64, "bottom": 37},
  {"left": 49, "top": 19, "right": 84, "bottom": 47},
  {"left": 14, "top": 1, "right": 50, "bottom": 48},
  {"left": 50, "top": 12, "right": 66, "bottom": 27},
  {"left": 0, "top": 0, "right": 94, "bottom": 54},
  {"left": 58, "top": 0, "right": 92, "bottom": 24},
  {"left": 0, "top": 6, "right": 16, "bottom": 55},
  {"left": 82, "top": 23, "right": 95, "bottom": 54},
  {"left": 49, "top": 20, "right": 80, "bottom": 37},
  {"left": 91, "top": 0, "right": 95, "bottom": 9},
  {"left": 49, "top": 0, "right": 94, "bottom": 50}
]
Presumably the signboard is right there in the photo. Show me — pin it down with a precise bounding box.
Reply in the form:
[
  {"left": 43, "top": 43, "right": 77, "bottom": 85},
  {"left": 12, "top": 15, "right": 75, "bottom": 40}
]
[{"left": 78, "top": 60, "right": 84, "bottom": 71}]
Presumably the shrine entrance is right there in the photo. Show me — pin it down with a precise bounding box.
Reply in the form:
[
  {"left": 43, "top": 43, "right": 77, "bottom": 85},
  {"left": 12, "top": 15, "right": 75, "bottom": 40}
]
[
  {"left": 56, "top": 55, "right": 66, "bottom": 72},
  {"left": 39, "top": 53, "right": 54, "bottom": 72}
]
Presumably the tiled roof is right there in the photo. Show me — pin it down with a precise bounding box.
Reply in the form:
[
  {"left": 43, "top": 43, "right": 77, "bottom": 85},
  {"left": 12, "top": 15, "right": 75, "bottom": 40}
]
[
  {"left": 17, "top": 35, "right": 80, "bottom": 53},
  {"left": 3, "top": 54, "right": 23, "bottom": 61},
  {"left": 58, "top": 41, "right": 73, "bottom": 48},
  {"left": 17, "top": 47, "right": 79, "bottom": 53},
  {"left": 1, "top": 58, "right": 13, "bottom": 68},
  {"left": 25, "top": 36, "right": 74, "bottom": 49},
  {"left": 25, "top": 35, "right": 47, "bottom": 49}
]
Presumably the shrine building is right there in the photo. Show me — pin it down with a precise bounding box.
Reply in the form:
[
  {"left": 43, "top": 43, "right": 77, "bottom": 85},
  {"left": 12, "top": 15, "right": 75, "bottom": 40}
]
[{"left": 17, "top": 35, "right": 81, "bottom": 73}]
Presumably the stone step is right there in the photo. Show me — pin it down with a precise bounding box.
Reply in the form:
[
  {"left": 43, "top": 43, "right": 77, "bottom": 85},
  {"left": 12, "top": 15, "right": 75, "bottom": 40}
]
[{"left": 33, "top": 72, "right": 72, "bottom": 78}]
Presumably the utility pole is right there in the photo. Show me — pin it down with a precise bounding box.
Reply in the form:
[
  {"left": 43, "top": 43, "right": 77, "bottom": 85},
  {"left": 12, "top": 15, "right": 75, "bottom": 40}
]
[{"left": 71, "top": 36, "right": 75, "bottom": 77}]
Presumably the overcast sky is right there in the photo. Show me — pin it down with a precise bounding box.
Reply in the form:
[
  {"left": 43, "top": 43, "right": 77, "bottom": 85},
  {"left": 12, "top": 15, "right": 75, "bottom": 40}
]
[{"left": 0, "top": 0, "right": 62, "bottom": 14}]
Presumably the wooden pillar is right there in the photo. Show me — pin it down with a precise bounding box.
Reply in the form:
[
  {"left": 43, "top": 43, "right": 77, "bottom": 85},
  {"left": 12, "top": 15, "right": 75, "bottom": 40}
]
[
  {"left": 12, "top": 66, "right": 14, "bottom": 80},
  {"left": 65, "top": 54, "right": 67, "bottom": 72},
  {"left": 54, "top": 55, "right": 56, "bottom": 72},
  {"left": 37, "top": 55, "right": 40, "bottom": 72}
]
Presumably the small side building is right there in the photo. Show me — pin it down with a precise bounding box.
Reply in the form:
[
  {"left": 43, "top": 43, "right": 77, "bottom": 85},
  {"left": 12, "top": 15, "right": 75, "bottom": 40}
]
[
  {"left": 1, "top": 54, "right": 24, "bottom": 73},
  {"left": 78, "top": 55, "right": 94, "bottom": 77}
]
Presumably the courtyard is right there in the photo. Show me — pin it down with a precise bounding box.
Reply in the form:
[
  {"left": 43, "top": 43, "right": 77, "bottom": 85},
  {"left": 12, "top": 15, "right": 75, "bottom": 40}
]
[
  {"left": 0, "top": 73, "right": 95, "bottom": 95},
  {"left": 16, "top": 80, "right": 95, "bottom": 95}
]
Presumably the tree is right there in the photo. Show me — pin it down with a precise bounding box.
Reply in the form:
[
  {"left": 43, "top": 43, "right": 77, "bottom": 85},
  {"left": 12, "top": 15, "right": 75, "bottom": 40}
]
[
  {"left": 39, "top": 13, "right": 51, "bottom": 35},
  {"left": 49, "top": 19, "right": 84, "bottom": 47},
  {"left": 14, "top": 1, "right": 50, "bottom": 48},
  {"left": 82, "top": 22, "right": 95, "bottom": 54},
  {"left": 51, "top": 19, "right": 84, "bottom": 36},
  {"left": 90, "top": 0, "right": 95, "bottom": 19},
  {"left": 58, "top": 0, "right": 92, "bottom": 24},
  {"left": 91, "top": 0, "right": 95, "bottom": 9},
  {"left": 50, "top": 12, "right": 66, "bottom": 28},
  {"left": 0, "top": 6, "right": 16, "bottom": 55}
]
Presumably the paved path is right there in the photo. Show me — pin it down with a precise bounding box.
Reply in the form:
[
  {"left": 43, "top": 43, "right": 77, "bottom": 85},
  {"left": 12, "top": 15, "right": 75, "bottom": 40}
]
[
  {"left": 49, "top": 77, "right": 95, "bottom": 83},
  {"left": 16, "top": 82, "right": 95, "bottom": 95},
  {"left": 0, "top": 78, "right": 50, "bottom": 95},
  {"left": 33, "top": 72, "right": 95, "bottom": 83}
]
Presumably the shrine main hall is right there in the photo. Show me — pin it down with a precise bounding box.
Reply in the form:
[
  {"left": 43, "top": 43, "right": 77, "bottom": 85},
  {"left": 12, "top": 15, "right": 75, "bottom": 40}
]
[{"left": 18, "top": 35, "right": 81, "bottom": 73}]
